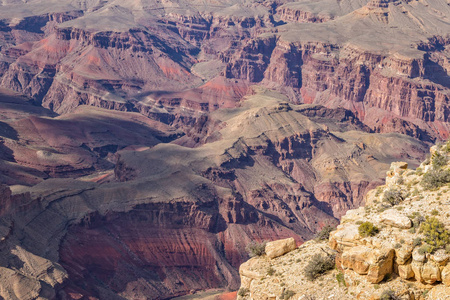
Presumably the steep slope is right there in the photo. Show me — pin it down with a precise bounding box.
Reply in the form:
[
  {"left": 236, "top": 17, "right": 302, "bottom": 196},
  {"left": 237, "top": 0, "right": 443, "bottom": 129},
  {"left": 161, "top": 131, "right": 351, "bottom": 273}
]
[
  {"left": 0, "top": 0, "right": 448, "bottom": 142},
  {"left": 237, "top": 142, "right": 450, "bottom": 299},
  {"left": 0, "top": 88, "right": 428, "bottom": 299}
]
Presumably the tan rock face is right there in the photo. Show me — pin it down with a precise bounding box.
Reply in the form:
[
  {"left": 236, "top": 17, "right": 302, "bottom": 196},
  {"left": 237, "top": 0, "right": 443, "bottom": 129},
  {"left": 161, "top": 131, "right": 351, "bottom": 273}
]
[
  {"left": 329, "top": 224, "right": 360, "bottom": 250},
  {"left": 380, "top": 209, "right": 412, "bottom": 229},
  {"left": 441, "top": 264, "right": 450, "bottom": 287},
  {"left": 265, "top": 237, "right": 297, "bottom": 259},
  {"left": 395, "top": 246, "right": 413, "bottom": 265},
  {"left": 422, "top": 261, "right": 442, "bottom": 284},
  {"left": 341, "top": 245, "right": 371, "bottom": 274},
  {"left": 341, "top": 245, "right": 394, "bottom": 283},
  {"left": 398, "top": 264, "right": 414, "bottom": 279},
  {"left": 366, "top": 248, "right": 395, "bottom": 284}
]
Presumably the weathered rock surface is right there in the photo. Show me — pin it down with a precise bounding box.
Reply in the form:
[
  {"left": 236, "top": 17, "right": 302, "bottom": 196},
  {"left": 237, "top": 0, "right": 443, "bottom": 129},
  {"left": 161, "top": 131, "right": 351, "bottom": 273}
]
[
  {"left": 237, "top": 143, "right": 450, "bottom": 299},
  {"left": 0, "top": 0, "right": 448, "bottom": 299},
  {"left": 265, "top": 238, "right": 297, "bottom": 259}
]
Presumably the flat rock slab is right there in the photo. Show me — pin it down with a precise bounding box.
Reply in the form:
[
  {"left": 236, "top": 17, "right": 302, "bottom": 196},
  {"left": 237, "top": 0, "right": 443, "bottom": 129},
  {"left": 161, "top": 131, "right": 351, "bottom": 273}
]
[
  {"left": 265, "top": 237, "right": 296, "bottom": 259},
  {"left": 380, "top": 209, "right": 412, "bottom": 229}
]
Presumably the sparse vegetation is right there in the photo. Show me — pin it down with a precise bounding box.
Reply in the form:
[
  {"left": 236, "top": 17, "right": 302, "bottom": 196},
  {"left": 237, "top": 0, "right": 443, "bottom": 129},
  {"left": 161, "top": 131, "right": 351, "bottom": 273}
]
[
  {"left": 246, "top": 241, "right": 266, "bottom": 257},
  {"left": 380, "top": 289, "right": 400, "bottom": 300},
  {"left": 358, "top": 222, "right": 379, "bottom": 237},
  {"left": 383, "top": 188, "right": 403, "bottom": 206},
  {"left": 314, "top": 225, "right": 336, "bottom": 241},
  {"left": 304, "top": 254, "right": 335, "bottom": 281},
  {"left": 413, "top": 237, "right": 422, "bottom": 247},
  {"left": 238, "top": 287, "right": 249, "bottom": 297},
  {"left": 281, "top": 290, "right": 295, "bottom": 300},
  {"left": 421, "top": 217, "right": 450, "bottom": 252},
  {"left": 421, "top": 169, "right": 450, "bottom": 190},
  {"left": 336, "top": 271, "right": 346, "bottom": 287},
  {"left": 432, "top": 152, "right": 448, "bottom": 169},
  {"left": 267, "top": 266, "right": 275, "bottom": 276}
]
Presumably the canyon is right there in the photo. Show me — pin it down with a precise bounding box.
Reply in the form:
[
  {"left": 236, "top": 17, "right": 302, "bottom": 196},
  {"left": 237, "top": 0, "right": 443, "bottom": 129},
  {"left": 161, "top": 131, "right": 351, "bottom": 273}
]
[{"left": 0, "top": 0, "right": 448, "bottom": 299}]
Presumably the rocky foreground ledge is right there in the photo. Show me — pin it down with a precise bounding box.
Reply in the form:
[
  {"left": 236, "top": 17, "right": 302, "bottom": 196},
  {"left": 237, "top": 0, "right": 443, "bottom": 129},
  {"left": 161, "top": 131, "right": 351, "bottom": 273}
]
[{"left": 238, "top": 143, "right": 450, "bottom": 299}]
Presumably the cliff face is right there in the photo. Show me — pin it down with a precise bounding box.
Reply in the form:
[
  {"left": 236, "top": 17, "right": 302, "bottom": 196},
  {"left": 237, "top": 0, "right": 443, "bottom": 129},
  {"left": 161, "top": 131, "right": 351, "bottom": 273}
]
[
  {"left": 0, "top": 0, "right": 449, "bottom": 299},
  {"left": 0, "top": 87, "right": 429, "bottom": 299},
  {"left": 237, "top": 142, "right": 450, "bottom": 300}
]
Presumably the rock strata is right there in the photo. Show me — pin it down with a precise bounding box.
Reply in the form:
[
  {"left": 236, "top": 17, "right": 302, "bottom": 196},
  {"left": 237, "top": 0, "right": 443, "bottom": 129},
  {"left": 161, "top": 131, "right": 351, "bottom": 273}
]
[{"left": 237, "top": 142, "right": 450, "bottom": 299}]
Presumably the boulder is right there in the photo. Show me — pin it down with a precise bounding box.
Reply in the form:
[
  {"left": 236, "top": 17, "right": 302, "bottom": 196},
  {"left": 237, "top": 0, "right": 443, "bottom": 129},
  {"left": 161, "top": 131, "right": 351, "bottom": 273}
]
[
  {"left": 395, "top": 246, "right": 413, "bottom": 265},
  {"left": 428, "top": 285, "right": 450, "bottom": 300},
  {"left": 265, "top": 238, "right": 296, "bottom": 259},
  {"left": 412, "top": 261, "right": 424, "bottom": 283},
  {"left": 422, "top": 261, "right": 441, "bottom": 284},
  {"left": 412, "top": 247, "right": 426, "bottom": 263},
  {"left": 329, "top": 224, "right": 360, "bottom": 250},
  {"left": 441, "top": 264, "right": 450, "bottom": 286},
  {"left": 398, "top": 263, "right": 414, "bottom": 279},
  {"left": 341, "top": 245, "right": 371, "bottom": 274},
  {"left": 391, "top": 162, "right": 408, "bottom": 172},
  {"left": 341, "top": 245, "right": 394, "bottom": 283},
  {"left": 380, "top": 209, "right": 411, "bottom": 229},
  {"left": 366, "top": 248, "right": 395, "bottom": 283},
  {"left": 431, "top": 249, "right": 450, "bottom": 266}
]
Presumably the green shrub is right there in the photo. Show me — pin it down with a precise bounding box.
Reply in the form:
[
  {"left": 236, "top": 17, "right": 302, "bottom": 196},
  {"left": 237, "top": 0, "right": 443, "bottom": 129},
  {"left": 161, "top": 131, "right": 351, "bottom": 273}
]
[
  {"left": 445, "top": 140, "right": 450, "bottom": 153},
  {"left": 416, "top": 167, "right": 423, "bottom": 175},
  {"left": 432, "top": 152, "right": 448, "bottom": 169},
  {"left": 358, "top": 222, "right": 379, "bottom": 237},
  {"left": 431, "top": 209, "right": 439, "bottom": 216},
  {"left": 314, "top": 225, "right": 335, "bottom": 241},
  {"left": 246, "top": 241, "right": 266, "bottom": 257},
  {"left": 238, "top": 287, "right": 249, "bottom": 297},
  {"left": 267, "top": 266, "right": 275, "bottom": 276},
  {"left": 413, "top": 237, "right": 422, "bottom": 247},
  {"left": 383, "top": 188, "right": 403, "bottom": 206},
  {"left": 421, "top": 217, "right": 450, "bottom": 252},
  {"left": 380, "top": 289, "right": 400, "bottom": 300},
  {"left": 281, "top": 290, "right": 295, "bottom": 300},
  {"left": 421, "top": 169, "right": 450, "bottom": 190},
  {"left": 304, "top": 253, "right": 335, "bottom": 281}
]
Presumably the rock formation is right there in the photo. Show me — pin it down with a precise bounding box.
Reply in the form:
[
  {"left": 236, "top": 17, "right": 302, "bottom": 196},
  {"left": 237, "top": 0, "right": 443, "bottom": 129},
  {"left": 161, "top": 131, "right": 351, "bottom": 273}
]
[
  {"left": 237, "top": 141, "right": 450, "bottom": 299},
  {"left": 0, "top": 0, "right": 449, "bottom": 298}
]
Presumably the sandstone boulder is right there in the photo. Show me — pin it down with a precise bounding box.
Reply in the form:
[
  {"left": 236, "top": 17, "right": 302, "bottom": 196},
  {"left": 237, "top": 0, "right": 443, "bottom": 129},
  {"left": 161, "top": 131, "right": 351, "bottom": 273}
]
[
  {"left": 441, "top": 264, "right": 450, "bottom": 286},
  {"left": 341, "top": 245, "right": 371, "bottom": 274},
  {"left": 265, "top": 238, "right": 296, "bottom": 259},
  {"left": 395, "top": 246, "right": 413, "bottom": 265},
  {"left": 391, "top": 162, "right": 408, "bottom": 172},
  {"left": 412, "top": 247, "right": 426, "bottom": 263},
  {"left": 398, "top": 264, "right": 414, "bottom": 279},
  {"left": 422, "top": 261, "right": 441, "bottom": 284},
  {"left": 366, "top": 248, "right": 395, "bottom": 283},
  {"left": 341, "top": 245, "right": 394, "bottom": 283},
  {"left": 431, "top": 249, "right": 450, "bottom": 266},
  {"left": 380, "top": 209, "right": 411, "bottom": 229},
  {"left": 428, "top": 285, "right": 450, "bottom": 300},
  {"left": 412, "top": 261, "right": 424, "bottom": 282},
  {"left": 329, "top": 224, "right": 360, "bottom": 250}
]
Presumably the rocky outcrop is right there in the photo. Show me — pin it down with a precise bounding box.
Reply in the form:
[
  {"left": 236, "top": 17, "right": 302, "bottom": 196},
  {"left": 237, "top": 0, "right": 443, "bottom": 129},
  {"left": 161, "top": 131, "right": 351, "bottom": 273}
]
[{"left": 237, "top": 142, "right": 450, "bottom": 299}]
